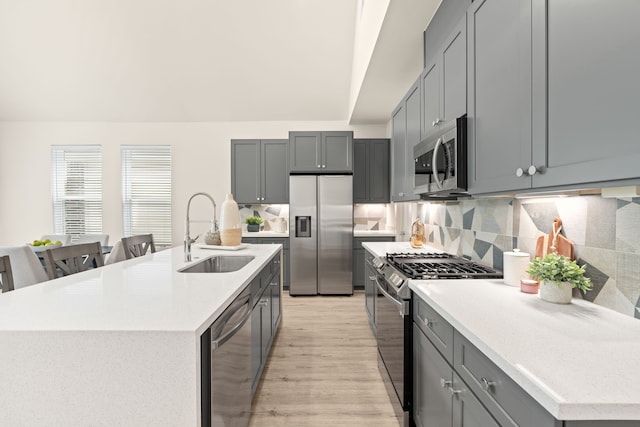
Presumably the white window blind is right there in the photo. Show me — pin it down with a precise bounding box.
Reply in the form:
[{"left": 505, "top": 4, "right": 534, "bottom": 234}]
[
  {"left": 121, "top": 145, "right": 172, "bottom": 246},
  {"left": 51, "top": 145, "right": 103, "bottom": 239}
]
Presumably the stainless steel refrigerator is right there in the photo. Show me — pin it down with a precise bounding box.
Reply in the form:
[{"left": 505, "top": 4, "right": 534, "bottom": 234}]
[{"left": 289, "top": 175, "right": 353, "bottom": 295}]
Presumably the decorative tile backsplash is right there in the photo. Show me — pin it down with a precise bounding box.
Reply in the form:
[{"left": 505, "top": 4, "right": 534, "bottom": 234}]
[
  {"left": 353, "top": 204, "right": 392, "bottom": 231},
  {"left": 398, "top": 196, "right": 640, "bottom": 319},
  {"left": 238, "top": 204, "right": 289, "bottom": 231}
]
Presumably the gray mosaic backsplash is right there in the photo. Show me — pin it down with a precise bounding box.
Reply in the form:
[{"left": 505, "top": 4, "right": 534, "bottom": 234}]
[{"left": 405, "top": 195, "right": 640, "bottom": 319}]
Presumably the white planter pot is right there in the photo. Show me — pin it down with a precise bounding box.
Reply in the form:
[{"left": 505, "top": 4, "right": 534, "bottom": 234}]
[{"left": 539, "top": 280, "right": 573, "bottom": 304}]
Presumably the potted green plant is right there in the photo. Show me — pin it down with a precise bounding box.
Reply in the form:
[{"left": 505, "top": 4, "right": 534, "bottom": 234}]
[
  {"left": 526, "top": 253, "right": 593, "bottom": 304},
  {"left": 245, "top": 216, "right": 263, "bottom": 232}
]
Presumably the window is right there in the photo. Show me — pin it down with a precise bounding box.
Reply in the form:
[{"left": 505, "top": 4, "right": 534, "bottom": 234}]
[
  {"left": 51, "top": 146, "right": 103, "bottom": 240},
  {"left": 121, "top": 145, "right": 172, "bottom": 246}
]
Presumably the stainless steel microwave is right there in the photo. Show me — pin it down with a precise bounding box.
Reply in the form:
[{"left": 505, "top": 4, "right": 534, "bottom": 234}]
[{"left": 413, "top": 115, "right": 467, "bottom": 198}]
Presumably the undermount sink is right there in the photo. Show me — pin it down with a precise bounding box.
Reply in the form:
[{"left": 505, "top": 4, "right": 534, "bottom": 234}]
[{"left": 178, "top": 255, "right": 255, "bottom": 273}]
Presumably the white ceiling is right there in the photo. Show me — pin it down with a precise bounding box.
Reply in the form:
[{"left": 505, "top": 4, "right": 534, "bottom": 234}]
[{"left": 0, "top": 0, "right": 437, "bottom": 124}]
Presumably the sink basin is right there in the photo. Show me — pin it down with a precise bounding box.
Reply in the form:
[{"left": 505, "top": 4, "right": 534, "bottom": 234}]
[{"left": 179, "top": 255, "right": 255, "bottom": 273}]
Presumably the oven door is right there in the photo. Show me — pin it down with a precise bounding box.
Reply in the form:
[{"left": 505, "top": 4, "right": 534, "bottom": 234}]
[{"left": 375, "top": 273, "right": 410, "bottom": 412}]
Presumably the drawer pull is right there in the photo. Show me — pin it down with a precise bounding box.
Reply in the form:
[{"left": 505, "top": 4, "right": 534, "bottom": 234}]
[
  {"left": 449, "top": 387, "right": 461, "bottom": 397},
  {"left": 422, "top": 317, "right": 435, "bottom": 328},
  {"left": 481, "top": 377, "right": 495, "bottom": 390},
  {"left": 440, "top": 378, "right": 452, "bottom": 388},
  {"left": 368, "top": 276, "right": 376, "bottom": 281}
]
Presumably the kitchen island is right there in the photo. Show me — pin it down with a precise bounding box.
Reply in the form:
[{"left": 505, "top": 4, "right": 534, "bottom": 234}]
[{"left": 0, "top": 244, "right": 281, "bottom": 427}]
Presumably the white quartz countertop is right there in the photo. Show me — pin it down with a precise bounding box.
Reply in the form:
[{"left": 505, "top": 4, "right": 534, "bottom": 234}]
[
  {"left": 411, "top": 280, "right": 640, "bottom": 421},
  {"left": 354, "top": 230, "right": 396, "bottom": 237},
  {"left": 0, "top": 244, "right": 280, "bottom": 334}
]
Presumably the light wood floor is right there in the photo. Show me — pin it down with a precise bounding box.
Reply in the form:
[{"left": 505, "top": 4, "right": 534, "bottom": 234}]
[{"left": 249, "top": 291, "right": 400, "bottom": 427}]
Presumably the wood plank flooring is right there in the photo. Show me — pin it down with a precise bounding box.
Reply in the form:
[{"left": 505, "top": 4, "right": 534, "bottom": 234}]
[{"left": 249, "top": 291, "right": 400, "bottom": 427}]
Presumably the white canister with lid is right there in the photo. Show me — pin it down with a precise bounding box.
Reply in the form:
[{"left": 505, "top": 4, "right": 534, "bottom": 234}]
[{"left": 503, "top": 248, "right": 531, "bottom": 287}]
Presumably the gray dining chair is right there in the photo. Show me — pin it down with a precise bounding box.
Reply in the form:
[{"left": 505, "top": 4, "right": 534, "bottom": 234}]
[
  {"left": 0, "top": 255, "right": 15, "bottom": 293},
  {"left": 0, "top": 246, "right": 49, "bottom": 289},
  {"left": 121, "top": 234, "right": 156, "bottom": 260},
  {"left": 42, "top": 242, "right": 105, "bottom": 280}
]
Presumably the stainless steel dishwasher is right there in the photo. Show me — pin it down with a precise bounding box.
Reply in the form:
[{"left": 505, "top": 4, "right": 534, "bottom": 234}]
[{"left": 201, "top": 287, "right": 252, "bottom": 427}]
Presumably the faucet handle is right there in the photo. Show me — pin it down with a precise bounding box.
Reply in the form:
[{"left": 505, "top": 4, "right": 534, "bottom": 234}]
[{"left": 191, "top": 234, "right": 200, "bottom": 243}]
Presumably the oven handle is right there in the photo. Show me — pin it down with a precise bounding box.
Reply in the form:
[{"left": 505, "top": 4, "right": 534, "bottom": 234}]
[{"left": 375, "top": 276, "right": 409, "bottom": 317}]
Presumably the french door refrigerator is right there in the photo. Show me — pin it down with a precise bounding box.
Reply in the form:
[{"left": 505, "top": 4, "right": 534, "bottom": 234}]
[{"left": 289, "top": 175, "right": 353, "bottom": 295}]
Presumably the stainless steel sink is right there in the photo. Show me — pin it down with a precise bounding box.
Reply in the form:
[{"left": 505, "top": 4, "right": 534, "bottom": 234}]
[{"left": 178, "top": 255, "right": 255, "bottom": 273}]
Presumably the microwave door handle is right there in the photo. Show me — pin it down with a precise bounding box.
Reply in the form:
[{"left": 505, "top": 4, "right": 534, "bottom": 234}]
[{"left": 432, "top": 137, "right": 444, "bottom": 190}]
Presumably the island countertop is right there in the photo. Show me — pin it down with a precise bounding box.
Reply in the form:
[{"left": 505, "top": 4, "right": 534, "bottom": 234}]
[{"left": 0, "top": 244, "right": 281, "bottom": 427}]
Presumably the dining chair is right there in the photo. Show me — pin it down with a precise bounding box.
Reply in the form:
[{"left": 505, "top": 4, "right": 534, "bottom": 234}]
[
  {"left": 0, "top": 246, "right": 49, "bottom": 289},
  {"left": 0, "top": 255, "right": 15, "bottom": 293},
  {"left": 74, "top": 234, "right": 109, "bottom": 246},
  {"left": 121, "top": 234, "right": 156, "bottom": 260},
  {"left": 104, "top": 240, "right": 125, "bottom": 265},
  {"left": 42, "top": 242, "right": 105, "bottom": 280}
]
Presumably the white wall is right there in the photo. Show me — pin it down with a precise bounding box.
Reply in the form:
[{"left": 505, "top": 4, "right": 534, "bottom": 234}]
[{"left": 0, "top": 121, "right": 387, "bottom": 246}]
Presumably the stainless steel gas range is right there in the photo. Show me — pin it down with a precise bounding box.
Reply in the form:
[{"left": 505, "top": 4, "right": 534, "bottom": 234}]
[{"left": 373, "top": 251, "right": 502, "bottom": 426}]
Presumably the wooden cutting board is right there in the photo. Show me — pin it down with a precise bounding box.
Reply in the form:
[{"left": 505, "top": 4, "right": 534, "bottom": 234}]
[{"left": 535, "top": 218, "right": 575, "bottom": 260}]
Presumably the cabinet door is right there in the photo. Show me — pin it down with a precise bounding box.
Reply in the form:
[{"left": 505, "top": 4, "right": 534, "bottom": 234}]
[
  {"left": 421, "top": 61, "right": 440, "bottom": 138},
  {"left": 391, "top": 103, "right": 407, "bottom": 201},
  {"left": 452, "top": 372, "right": 500, "bottom": 427},
  {"left": 270, "top": 271, "right": 281, "bottom": 336},
  {"left": 322, "top": 131, "right": 353, "bottom": 172},
  {"left": 289, "top": 132, "right": 321, "bottom": 172},
  {"left": 231, "top": 140, "right": 261, "bottom": 204},
  {"left": 531, "top": 0, "right": 640, "bottom": 188},
  {"left": 353, "top": 140, "right": 368, "bottom": 202},
  {"left": 404, "top": 80, "right": 421, "bottom": 202},
  {"left": 413, "top": 325, "right": 452, "bottom": 427},
  {"left": 441, "top": 15, "right": 467, "bottom": 123},
  {"left": 353, "top": 248, "right": 365, "bottom": 289},
  {"left": 368, "top": 139, "right": 390, "bottom": 203},
  {"left": 262, "top": 140, "right": 289, "bottom": 204},
  {"left": 467, "top": 0, "right": 533, "bottom": 194},
  {"left": 260, "top": 291, "right": 271, "bottom": 365}
]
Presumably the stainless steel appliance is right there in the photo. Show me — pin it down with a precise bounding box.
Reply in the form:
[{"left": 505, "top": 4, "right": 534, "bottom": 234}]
[
  {"left": 414, "top": 115, "right": 467, "bottom": 198},
  {"left": 373, "top": 251, "right": 501, "bottom": 426},
  {"left": 289, "top": 175, "right": 353, "bottom": 296},
  {"left": 201, "top": 287, "right": 253, "bottom": 427}
]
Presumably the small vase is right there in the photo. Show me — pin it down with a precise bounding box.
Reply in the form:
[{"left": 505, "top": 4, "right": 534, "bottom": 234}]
[
  {"left": 539, "top": 280, "right": 572, "bottom": 304},
  {"left": 247, "top": 224, "right": 260, "bottom": 232},
  {"left": 219, "top": 194, "right": 242, "bottom": 246},
  {"left": 520, "top": 279, "right": 539, "bottom": 294}
]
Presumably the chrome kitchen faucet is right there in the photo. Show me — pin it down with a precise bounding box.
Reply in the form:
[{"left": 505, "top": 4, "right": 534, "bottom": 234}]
[{"left": 185, "top": 192, "right": 216, "bottom": 262}]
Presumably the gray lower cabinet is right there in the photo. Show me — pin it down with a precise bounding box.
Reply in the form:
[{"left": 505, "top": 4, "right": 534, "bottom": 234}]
[
  {"left": 242, "top": 237, "right": 289, "bottom": 291},
  {"left": 289, "top": 131, "right": 353, "bottom": 173},
  {"left": 358, "top": 237, "right": 395, "bottom": 333},
  {"left": 251, "top": 255, "right": 281, "bottom": 397},
  {"left": 231, "top": 139, "right": 289, "bottom": 204},
  {"left": 413, "top": 323, "right": 498, "bottom": 427},
  {"left": 391, "top": 78, "right": 421, "bottom": 202},
  {"left": 353, "top": 139, "right": 390, "bottom": 204},
  {"left": 422, "top": 14, "right": 467, "bottom": 138}
]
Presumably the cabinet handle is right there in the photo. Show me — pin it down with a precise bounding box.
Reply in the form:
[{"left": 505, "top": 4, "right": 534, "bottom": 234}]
[
  {"left": 440, "top": 378, "right": 452, "bottom": 388},
  {"left": 516, "top": 165, "right": 540, "bottom": 177},
  {"left": 399, "top": 192, "right": 404, "bottom": 197},
  {"left": 317, "top": 164, "right": 321, "bottom": 168},
  {"left": 261, "top": 197, "right": 265, "bottom": 201},
  {"left": 481, "top": 377, "right": 495, "bottom": 390},
  {"left": 322, "top": 165, "right": 326, "bottom": 168},
  {"left": 449, "top": 387, "right": 461, "bottom": 397},
  {"left": 258, "top": 299, "right": 269, "bottom": 308},
  {"left": 422, "top": 317, "right": 434, "bottom": 328},
  {"left": 368, "top": 276, "right": 376, "bottom": 281},
  {"left": 256, "top": 197, "right": 260, "bottom": 201}
]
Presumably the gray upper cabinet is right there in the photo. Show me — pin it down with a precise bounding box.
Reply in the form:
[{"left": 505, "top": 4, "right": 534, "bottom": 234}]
[
  {"left": 231, "top": 139, "right": 289, "bottom": 204},
  {"left": 424, "top": 0, "right": 473, "bottom": 68},
  {"left": 289, "top": 131, "right": 353, "bottom": 173},
  {"left": 469, "top": 0, "right": 640, "bottom": 195},
  {"left": 530, "top": 0, "right": 640, "bottom": 189},
  {"left": 353, "top": 139, "right": 390, "bottom": 203},
  {"left": 467, "top": 0, "right": 534, "bottom": 195},
  {"left": 422, "top": 15, "right": 467, "bottom": 138},
  {"left": 391, "top": 79, "right": 421, "bottom": 202}
]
